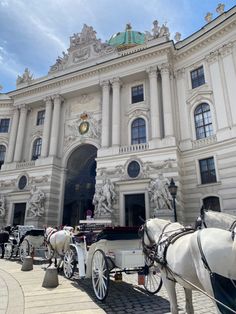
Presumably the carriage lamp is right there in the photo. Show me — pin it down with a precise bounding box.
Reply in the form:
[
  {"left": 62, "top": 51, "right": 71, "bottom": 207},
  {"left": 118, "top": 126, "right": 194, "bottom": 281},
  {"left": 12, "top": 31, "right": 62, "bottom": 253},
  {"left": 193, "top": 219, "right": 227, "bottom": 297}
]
[{"left": 168, "top": 178, "right": 178, "bottom": 222}]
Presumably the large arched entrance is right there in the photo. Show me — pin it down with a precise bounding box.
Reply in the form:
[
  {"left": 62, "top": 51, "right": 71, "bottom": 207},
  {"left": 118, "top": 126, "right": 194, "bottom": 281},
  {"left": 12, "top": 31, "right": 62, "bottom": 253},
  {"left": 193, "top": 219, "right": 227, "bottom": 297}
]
[{"left": 63, "top": 144, "right": 97, "bottom": 226}]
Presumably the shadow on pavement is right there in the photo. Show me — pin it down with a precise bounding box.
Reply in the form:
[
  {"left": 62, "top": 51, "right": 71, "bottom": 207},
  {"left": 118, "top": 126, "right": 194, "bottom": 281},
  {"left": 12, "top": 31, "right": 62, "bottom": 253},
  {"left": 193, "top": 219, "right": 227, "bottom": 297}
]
[{"left": 70, "top": 277, "right": 170, "bottom": 314}]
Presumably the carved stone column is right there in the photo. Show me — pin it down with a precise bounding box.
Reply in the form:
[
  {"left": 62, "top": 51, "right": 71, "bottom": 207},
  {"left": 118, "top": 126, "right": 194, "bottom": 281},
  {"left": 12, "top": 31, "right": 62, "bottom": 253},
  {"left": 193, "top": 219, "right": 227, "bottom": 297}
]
[
  {"left": 147, "top": 66, "right": 161, "bottom": 139},
  {"left": 49, "top": 94, "right": 63, "bottom": 157},
  {"left": 206, "top": 51, "right": 229, "bottom": 131},
  {"left": 5, "top": 108, "right": 20, "bottom": 163},
  {"left": 111, "top": 78, "right": 121, "bottom": 146},
  {"left": 14, "top": 105, "right": 28, "bottom": 162},
  {"left": 219, "top": 43, "right": 236, "bottom": 126},
  {"left": 160, "top": 63, "right": 174, "bottom": 137},
  {"left": 100, "top": 80, "right": 110, "bottom": 147},
  {"left": 41, "top": 96, "right": 53, "bottom": 158}
]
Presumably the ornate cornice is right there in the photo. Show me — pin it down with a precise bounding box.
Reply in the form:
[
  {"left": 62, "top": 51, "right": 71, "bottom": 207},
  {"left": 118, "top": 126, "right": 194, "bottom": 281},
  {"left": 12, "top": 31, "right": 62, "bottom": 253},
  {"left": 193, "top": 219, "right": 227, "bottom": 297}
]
[
  {"left": 174, "top": 19, "right": 236, "bottom": 62},
  {"left": 9, "top": 45, "right": 173, "bottom": 101}
]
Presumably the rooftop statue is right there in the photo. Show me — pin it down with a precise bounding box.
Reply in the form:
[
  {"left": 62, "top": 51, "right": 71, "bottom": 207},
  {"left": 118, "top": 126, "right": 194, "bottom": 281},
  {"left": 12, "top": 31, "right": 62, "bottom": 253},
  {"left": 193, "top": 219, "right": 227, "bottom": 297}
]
[
  {"left": 49, "top": 24, "right": 116, "bottom": 73},
  {"left": 16, "top": 68, "right": 33, "bottom": 86}
]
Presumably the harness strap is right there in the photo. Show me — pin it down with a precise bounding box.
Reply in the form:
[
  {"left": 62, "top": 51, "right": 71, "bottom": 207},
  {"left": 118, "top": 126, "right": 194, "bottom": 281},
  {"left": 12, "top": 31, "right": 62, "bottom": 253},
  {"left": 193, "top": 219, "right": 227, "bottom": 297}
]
[
  {"left": 47, "top": 229, "right": 57, "bottom": 243},
  {"left": 197, "top": 231, "right": 212, "bottom": 274},
  {"left": 165, "top": 265, "right": 236, "bottom": 314}
]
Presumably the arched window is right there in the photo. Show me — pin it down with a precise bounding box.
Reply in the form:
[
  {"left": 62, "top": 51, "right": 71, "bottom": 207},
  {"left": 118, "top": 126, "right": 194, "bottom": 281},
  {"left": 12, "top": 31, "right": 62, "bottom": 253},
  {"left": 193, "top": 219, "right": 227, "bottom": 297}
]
[
  {"left": 194, "top": 103, "right": 213, "bottom": 139},
  {"left": 0, "top": 145, "right": 6, "bottom": 169},
  {"left": 32, "top": 138, "right": 42, "bottom": 160},
  {"left": 203, "top": 196, "right": 221, "bottom": 212},
  {"left": 131, "top": 118, "right": 146, "bottom": 144}
]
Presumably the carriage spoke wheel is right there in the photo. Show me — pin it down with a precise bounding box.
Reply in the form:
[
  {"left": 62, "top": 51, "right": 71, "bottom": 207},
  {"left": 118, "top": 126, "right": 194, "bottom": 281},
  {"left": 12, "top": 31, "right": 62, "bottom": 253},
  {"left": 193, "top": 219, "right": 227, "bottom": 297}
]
[
  {"left": 143, "top": 264, "right": 162, "bottom": 294},
  {"left": 19, "top": 239, "right": 30, "bottom": 262},
  {"left": 4, "top": 243, "right": 13, "bottom": 259},
  {"left": 91, "top": 249, "right": 109, "bottom": 301},
  {"left": 63, "top": 248, "right": 76, "bottom": 279},
  {"left": 44, "top": 243, "right": 53, "bottom": 260}
]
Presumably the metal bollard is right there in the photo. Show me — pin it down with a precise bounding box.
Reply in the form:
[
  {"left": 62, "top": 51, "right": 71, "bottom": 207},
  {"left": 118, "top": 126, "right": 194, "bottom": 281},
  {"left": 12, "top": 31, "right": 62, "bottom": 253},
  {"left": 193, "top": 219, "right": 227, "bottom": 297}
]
[
  {"left": 21, "top": 256, "right": 33, "bottom": 271},
  {"left": 42, "top": 266, "right": 59, "bottom": 288}
]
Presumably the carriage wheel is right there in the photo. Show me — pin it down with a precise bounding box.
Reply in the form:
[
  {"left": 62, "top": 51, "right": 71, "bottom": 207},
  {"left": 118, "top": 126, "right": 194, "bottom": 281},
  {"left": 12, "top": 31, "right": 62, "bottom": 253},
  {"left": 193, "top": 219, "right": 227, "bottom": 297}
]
[
  {"left": 143, "top": 264, "right": 162, "bottom": 294},
  {"left": 44, "top": 243, "right": 53, "bottom": 260},
  {"left": 91, "top": 249, "right": 109, "bottom": 301},
  {"left": 19, "top": 239, "right": 30, "bottom": 262},
  {"left": 63, "top": 248, "right": 76, "bottom": 279},
  {"left": 4, "top": 243, "right": 13, "bottom": 259}
]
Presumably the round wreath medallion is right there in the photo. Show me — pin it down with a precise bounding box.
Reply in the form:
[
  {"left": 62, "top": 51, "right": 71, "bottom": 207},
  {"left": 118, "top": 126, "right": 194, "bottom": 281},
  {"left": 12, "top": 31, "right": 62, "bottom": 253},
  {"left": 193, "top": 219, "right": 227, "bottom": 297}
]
[{"left": 79, "top": 121, "right": 89, "bottom": 134}]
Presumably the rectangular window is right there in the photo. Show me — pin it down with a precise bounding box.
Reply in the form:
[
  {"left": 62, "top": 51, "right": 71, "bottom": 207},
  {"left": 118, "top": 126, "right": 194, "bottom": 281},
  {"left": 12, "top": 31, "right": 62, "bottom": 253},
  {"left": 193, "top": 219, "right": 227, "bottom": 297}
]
[
  {"left": 191, "top": 66, "right": 205, "bottom": 89},
  {"left": 36, "top": 110, "right": 45, "bottom": 126},
  {"left": 0, "top": 118, "right": 10, "bottom": 133},
  {"left": 131, "top": 85, "right": 144, "bottom": 103},
  {"left": 199, "top": 157, "right": 217, "bottom": 184}
]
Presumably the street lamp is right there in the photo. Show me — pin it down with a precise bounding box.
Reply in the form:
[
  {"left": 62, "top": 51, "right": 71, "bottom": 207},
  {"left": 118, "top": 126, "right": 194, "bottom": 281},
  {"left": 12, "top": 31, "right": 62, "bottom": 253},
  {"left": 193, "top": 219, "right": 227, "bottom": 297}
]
[{"left": 168, "top": 178, "right": 178, "bottom": 222}]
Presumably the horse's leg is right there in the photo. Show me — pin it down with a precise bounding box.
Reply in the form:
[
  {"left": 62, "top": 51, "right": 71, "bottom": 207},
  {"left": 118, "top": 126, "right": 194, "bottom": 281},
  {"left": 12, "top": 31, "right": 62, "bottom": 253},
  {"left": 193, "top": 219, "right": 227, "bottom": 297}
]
[
  {"left": 162, "top": 275, "right": 178, "bottom": 314},
  {"left": 184, "top": 288, "right": 194, "bottom": 314}
]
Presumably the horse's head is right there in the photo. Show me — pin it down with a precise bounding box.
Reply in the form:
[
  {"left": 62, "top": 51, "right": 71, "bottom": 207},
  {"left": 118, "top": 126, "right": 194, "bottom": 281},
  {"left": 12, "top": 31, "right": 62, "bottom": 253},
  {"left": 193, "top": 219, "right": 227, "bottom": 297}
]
[{"left": 143, "top": 218, "right": 170, "bottom": 246}]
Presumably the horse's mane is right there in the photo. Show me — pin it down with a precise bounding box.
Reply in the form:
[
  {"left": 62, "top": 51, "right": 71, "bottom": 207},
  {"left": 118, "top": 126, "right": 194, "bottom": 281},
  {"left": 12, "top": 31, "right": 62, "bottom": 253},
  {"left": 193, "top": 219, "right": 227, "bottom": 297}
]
[{"left": 204, "top": 210, "right": 236, "bottom": 230}]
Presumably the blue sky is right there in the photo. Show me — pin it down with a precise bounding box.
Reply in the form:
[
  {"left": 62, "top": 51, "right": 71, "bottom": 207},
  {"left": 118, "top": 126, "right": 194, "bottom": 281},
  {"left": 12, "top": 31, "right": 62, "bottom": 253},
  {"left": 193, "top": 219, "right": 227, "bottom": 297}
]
[{"left": 0, "top": 0, "right": 236, "bottom": 93}]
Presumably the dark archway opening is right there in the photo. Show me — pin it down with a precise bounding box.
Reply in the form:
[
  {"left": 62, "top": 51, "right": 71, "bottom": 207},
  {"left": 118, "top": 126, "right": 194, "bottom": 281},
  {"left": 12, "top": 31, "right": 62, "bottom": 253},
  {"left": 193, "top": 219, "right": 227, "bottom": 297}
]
[
  {"left": 125, "top": 194, "right": 146, "bottom": 227},
  {"left": 63, "top": 144, "right": 97, "bottom": 226}
]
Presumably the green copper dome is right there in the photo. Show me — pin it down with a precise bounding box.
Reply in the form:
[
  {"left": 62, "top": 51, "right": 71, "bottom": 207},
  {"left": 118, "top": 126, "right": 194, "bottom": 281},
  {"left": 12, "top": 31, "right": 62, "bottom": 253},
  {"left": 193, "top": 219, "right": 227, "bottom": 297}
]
[{"left": 108, "top": 23, "right": 145, "bottom": 50}]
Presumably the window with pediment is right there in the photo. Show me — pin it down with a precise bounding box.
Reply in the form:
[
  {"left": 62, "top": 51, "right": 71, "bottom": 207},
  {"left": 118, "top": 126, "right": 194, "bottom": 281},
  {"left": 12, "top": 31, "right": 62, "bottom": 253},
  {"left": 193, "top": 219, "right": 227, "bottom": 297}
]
[
  {"left": 131, "top": 118, "right": 146, "bottom": 144},
  {"left": 194, "top": 103, "right": 213, "bottom": 139},
  {"left": 0, "top": 145, "right": 6, "bottom": 169},
  {"left": 32, "top": 138, "right": 42, "bottom": 160}
]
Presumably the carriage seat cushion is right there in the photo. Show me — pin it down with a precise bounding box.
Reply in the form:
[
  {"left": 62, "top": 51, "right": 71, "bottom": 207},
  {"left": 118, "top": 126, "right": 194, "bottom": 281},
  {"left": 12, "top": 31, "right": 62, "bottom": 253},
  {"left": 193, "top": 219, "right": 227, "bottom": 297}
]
[
  {"left": 96, "top": 227, "right": 140, "bottom": 241},
  {"left": 24, "top": 229, "right": 45, "bottom": 237}
]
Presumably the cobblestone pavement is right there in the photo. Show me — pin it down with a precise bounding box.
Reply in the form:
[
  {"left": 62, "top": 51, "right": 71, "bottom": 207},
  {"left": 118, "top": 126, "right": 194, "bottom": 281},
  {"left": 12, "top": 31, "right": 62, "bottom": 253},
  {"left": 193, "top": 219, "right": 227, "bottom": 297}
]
[
  {"left": 72, "top": 272, "right": 218, "bottom": 314},
  {"left": 0, "top": 258, "right": 218, "bottom": 314}
]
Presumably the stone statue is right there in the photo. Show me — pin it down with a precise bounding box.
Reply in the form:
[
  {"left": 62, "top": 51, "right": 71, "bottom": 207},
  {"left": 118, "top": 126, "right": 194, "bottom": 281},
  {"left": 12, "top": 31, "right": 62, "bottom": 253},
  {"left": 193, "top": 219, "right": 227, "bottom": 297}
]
[
  {"left": 93, "top": 179, "right": 116, "bottom": 216},
  {"left": 0, "top": 195, "right": 6, "bottom": 217},
  {"left": 205, "top": 12, "right": 213, "bottom": 23},
  {"left": 159, "top": 23, "right": 170, "bottom": 38},
  {"left": 152, "top": 20, "right": 160, "bottom": 37},
  {"left": 27, "top": 186, "right": 46, "bottom": 218},
  {"left": 16, "top": 68, "right": 33, "bottom": 85},
  {"left": 174, "top": 32, "right": 181, "bottom": 42},
  {"left": 148, "top": 174, "right": 173, "bottom": 212},
  {"left": 216, "top": 3, "right": 225, "bottom": 15}
]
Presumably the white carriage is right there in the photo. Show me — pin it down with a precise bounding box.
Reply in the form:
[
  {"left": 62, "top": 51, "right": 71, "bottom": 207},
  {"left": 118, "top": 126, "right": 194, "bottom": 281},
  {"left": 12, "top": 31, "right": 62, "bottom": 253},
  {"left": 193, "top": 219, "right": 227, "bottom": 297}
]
[
  {"left": 63, "top": 220, "right": 162, "bottom": 301},
  {"left": 19, "top": 228, "right": 46, "bottom": 262}
]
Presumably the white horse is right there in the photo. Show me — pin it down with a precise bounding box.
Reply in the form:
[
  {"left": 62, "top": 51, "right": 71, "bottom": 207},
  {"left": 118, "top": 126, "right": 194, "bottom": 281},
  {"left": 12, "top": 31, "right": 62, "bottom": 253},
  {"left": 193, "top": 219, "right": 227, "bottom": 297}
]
[
  {"left": 196, "top": 207, "right": 236, "bottom": 232},
  {"left": 142, "top": 218, "right": 236, "bottom": 314},
  {"left": 45, "top": 227, "right": 72, "bottom": 268}
]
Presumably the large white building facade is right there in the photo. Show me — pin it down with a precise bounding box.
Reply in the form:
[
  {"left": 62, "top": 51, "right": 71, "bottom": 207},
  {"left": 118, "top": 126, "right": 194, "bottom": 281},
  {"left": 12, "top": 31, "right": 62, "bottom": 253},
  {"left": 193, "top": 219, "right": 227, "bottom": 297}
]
[{"left": 1, "top": 4, "right": 236, "bottom": 228}]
